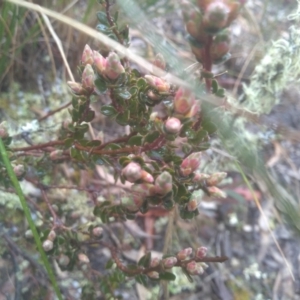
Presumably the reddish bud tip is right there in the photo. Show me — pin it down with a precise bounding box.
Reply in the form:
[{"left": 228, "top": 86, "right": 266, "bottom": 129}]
[
  {"left": 140, "top": 170, "right": 154, "bottom": 183},
  {"left": 180, "top": 152, "right": 202, "bottom": 177},
  {"left": 93, "top": 50, "right": 107, "bottom": 74},
  {"left": 207, "top": 186, "right": 226, "bottom": 198},
  {"left": 81, "top": 44, "right": 94, "bottom": 66},
  {"left": 155, "top": 171, "right": 173, "bottom": 196},
  {"left": 173, "top": 88, "right": 196, "bottom": 115},
  {"left": 144, "top": 75, "right": 170, "bottom": 93},
  {"left": 67, "top": 81, "right": 85, "bottom": 95},
  {"left": 104, "top": 52, "right": 125, "bottom": 80},
  {"left": 193, "top": 172, "right": 210, "bottom": 183},
  {"left": 187, "top": 199, "right": 198, "bottom": 212},
  {"left": 92, "top": 227, "right": 103, "bottom": 237},
  {"left": 177, "top": 247, "right": 193, "bottom": 261},
  {"left": 195, "top": 246, "right": 208, "bottom": 259},
  {"left": 206, "top": 172, "right": 227, "bottom": 186},
  {"left": 162, "top": 256, "right": 177, "bottom": 269},
  {"left": 186, "top": 260, "right": 205, "bottom": 275},
  {"left": 81, "top": 64, "right": 95, "bottom": 91},
  {"left": 150, "top": 257, "right": 161, "bottom": 268}
]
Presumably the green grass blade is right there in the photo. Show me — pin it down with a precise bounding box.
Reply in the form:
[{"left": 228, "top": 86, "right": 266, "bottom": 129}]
[{"left": 0, "top": 138, "right": 63, "bottom": 300}]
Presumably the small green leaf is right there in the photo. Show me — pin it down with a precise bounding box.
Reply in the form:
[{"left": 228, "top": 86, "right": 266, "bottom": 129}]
[
  {"left": 128, "top": 135, "right": 143, "bottom": 146},
  {"left": 101, "top": 105, "right": 117, "bottom": 117},
  {"left": 96, "top": 24, "right": 111, "bottom": 34},
  {"left": 94, "top": 77, "right": 107, "bottom": 93},
  {"left": 86, "top": 140, "right": 101, "bottom": 147},
  {"left": 118, "top": 156, "right": 131, "bottom": 167},
  {"left": 83, "top": 110, "right": 95, "bottom": 122},
  {"left": 104, "top": 143, "right": 122, "bottom": 150},
  {"left": 136, "top": 274, "right": 148, "bottom": 286},
  {"left": 105, "top": 259, "right": 115, "bottom": 269},
  {"left": 211, "top": 79, "right": 218, "bottom": 94},
  {"left": 64, "top": 138, "right": 74, "bottom": 148},
  {"left": 115, "top": 88, "right": 131, "bottom": 100},
  {"left": 71, "top": 109, "right": 79, "bottom": 122},
  {"left": 138, "top": 252, "right": 151, "bottom": 268},
  {"left": 144, "top": 131, "right": 160, "bottom": 144},
  {"left": 137, "top": 78, "right": 147, "bottom": 89},
  {"left": 159, "top": 272, "right": 176, "bottom": 281},
  {"left": 116, "top": 111, "right": 130, "bottom": 126},
  {"left": 97, "top": 11, "right": 109, "bottom": 24},
  {"left": 216, "top": 88, "right": 225, "bottom": 97},
  {"left": 202, "top": 119, "right": 217, "bottom": 134}
]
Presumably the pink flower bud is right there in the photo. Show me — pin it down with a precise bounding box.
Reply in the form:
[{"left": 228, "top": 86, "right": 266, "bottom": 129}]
[
  {"left": 147, "top": 271, "right": 159, "bottom": 279},
  {"left": 47, "top": 230, "right": 56, "bottom": 242},
  {"left": 164, "top": 117, "right": 181, "bottom": 134},
  {"left": 162, "top": 256, "right": 177, "bottom": 269},
  {"left": 195, "top": 246, "right": 207, "bottom": 259},
  {"left": 203, "top": 2, "right": 230, "bottom": 32},
  {"left": 187, "top": 199, "right": 198, "bottom": 212},
  {"left": 122, "top": 162, "right": 142, "bottom": 183},
  {"left": 140, "top": 170, "right": 154, "bottom": 183},
  {"left": 0, "top": 122, "right": 8, "bottom": 138},
  {"left": 93, "top": 50, "right": 107, "bottom": 74},
  {"left": 193, "top": 172, "right": 210, "bottom": 183},
  {"left": 150, "top": 257, "right": 161, "bottom": 268},
  {"left": 180, "top": 152, "right": 201, "bottom": 177},
  {"left": 92, "top": 227, "right": 103, "bottom": 237},
  {"left": 78, "top": 253, "right": 90, "bottom": 264},
  {"left": 186, "top": 261, "right": 205, "bottom": 275},
  {"left": 177, "top": 247, "right": 193, "bottom": 261},
  {"left": 58, "top": 254, "right": 70, "bottom": 266},
  {"left": 104, "top": 52, "right": 125, "bottom": 80},
  {"left": 50, "top": 150, "right": 64, "bottom": 160},
  {"left": 81, "top": 44, "right": 94, "bottom": 66},
  {"left": 211, "top": 41, "right": 230, "bottom": 61},
  {"left": 184, "top": 103, "right": 200, "bottom": 118},
  {"left": 207, "top": 186, "right": 226, "bottom": 198},
  {"left": 153, "top": 53, "right": 166, "bottom": 71},
  {"left": 67, "top": 81, "right": 85, "bottom": 95},
  {"left": 81, "top": 64, "right": 95, "bottom": 91},
  {"left": 43, "top": 240, "right": 53, "bottom": 252},
  {"left": 206, "top": 172, "right": 227, "bottom": 186},
  {"left": 13, "top": 164, "right": 25, "bottom": 177},
  {"left": 144, "top": 75, "right": 170, "bottom": 93},
  {"left": 155, "top": 171, "right": 173, "bottom": 196},
  {"left": 173, "top": 88, "right": 196, "bottom": 115}
]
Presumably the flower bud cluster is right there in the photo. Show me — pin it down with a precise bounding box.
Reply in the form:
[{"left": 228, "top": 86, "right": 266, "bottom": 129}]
[
  {"left": 181, "top": 0, "right": 243, "bottom": 64},
  {"left": 193, "top": 171, "right": 227, "bottom": 198},
  {"left": 180, "top": 152, "right": 202, "bottom": 177},
  {"left": 67, "top": 44, "right": 125, "bottom": 95},
  {"left": 122, "top": 162, "right": 154, "bottom": 184},
  {"left": 173, "top": 88, "right": 200, "bottom": 119}
]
